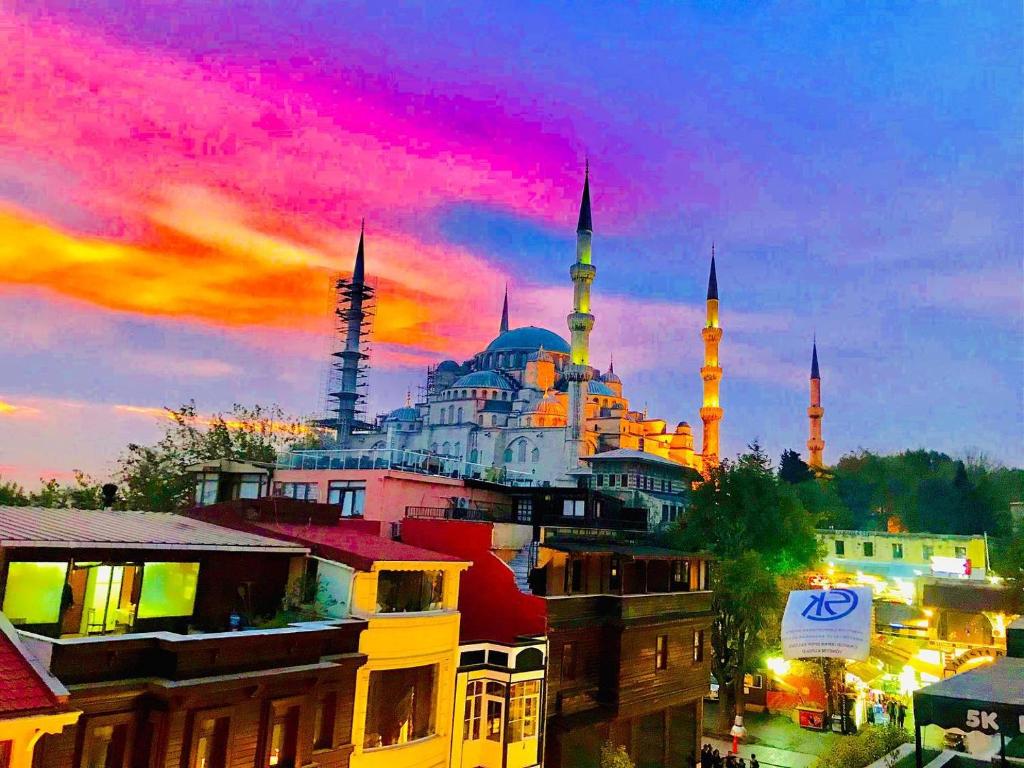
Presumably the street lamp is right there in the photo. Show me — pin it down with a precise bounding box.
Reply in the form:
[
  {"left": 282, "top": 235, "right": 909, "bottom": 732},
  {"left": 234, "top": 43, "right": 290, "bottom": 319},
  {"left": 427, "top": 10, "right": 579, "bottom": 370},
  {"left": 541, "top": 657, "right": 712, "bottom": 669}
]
[{"left": 730, "top": 715, "right": 747, "bottom": 754}]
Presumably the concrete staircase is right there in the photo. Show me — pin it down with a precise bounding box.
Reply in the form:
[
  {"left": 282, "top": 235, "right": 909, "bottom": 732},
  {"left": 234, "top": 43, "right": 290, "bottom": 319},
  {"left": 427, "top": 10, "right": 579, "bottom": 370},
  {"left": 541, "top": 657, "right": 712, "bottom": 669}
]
[{"left": 508, "top": 541, "right": 537, "bottom": 594}]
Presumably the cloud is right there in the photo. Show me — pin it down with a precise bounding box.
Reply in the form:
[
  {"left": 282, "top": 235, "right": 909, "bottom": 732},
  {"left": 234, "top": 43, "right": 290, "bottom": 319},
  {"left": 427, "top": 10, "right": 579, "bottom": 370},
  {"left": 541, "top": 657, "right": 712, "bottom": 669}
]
[{"left": 910, "top": 266, "right": 1023, "bottom": 320}]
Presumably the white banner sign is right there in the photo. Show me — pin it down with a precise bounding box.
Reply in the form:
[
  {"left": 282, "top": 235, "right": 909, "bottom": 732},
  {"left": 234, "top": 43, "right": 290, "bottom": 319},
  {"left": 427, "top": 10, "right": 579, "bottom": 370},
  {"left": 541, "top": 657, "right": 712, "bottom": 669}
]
[{"left": 782, "top": 587, "right": 872, "bottom": 661}]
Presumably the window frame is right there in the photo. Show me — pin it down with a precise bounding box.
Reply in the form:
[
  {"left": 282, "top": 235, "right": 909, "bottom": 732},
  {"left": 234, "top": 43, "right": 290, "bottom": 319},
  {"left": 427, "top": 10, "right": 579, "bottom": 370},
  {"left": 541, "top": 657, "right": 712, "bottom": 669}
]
[
  {"left": 892, "top": 542, "right": 904, "bottom": 560},
  {"left": 262, "top": 696, "right": 302, "bottom": 768},
  {"left": 327, "top": 480, "right": 366, "bottom": 518},
  {"left": 655, "top": 634, "right": 668, "bottom": 671},
  {"left": 561, "top": 641, "right": 578, "bottom": 681},
  {"left": 693, "top": 629, "right": 705, "bottom": 664},
  {"left": 187, "top": 705, "right": 233, "bottom": 768},
  {"left": 507, "top": 680, "right": 541, "bottom": 743},
  {"left": 312, "top": 689, "right": 340, "bottom": 751},
  {"left": 834, "top": 539, "right": 845, "bottom": 556},
  {"left": 863, "top": 541, "right": 874, "bottom": 557},
  {"left": 79, "top": 712, "right": 136, "bottom": 768}
]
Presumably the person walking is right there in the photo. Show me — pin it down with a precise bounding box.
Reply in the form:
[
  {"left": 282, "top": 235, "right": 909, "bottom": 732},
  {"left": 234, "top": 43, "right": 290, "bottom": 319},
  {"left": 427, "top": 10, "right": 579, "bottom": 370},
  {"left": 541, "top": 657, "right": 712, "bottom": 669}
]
[
  {"left": 750, "top": 755, "right": 760, "bottom": 768},
  {"left": 897, "top": 701, "right": 907, "bottom": 729}
]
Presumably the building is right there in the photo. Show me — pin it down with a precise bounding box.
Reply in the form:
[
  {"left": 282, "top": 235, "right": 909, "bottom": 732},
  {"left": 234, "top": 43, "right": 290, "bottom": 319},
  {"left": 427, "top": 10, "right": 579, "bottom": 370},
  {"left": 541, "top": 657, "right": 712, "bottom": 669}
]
[
  {"left": 189, "top": 500, "right": 472, "bottom": 768},
  {"left": 0, "top": 505, "right": 371, "bottom": 768},
  {"left": 0, "top": 614, "right": 79, "bottom": 768},
  {"left": 319, "top": 168, "right": 724, "bottom": 485}
]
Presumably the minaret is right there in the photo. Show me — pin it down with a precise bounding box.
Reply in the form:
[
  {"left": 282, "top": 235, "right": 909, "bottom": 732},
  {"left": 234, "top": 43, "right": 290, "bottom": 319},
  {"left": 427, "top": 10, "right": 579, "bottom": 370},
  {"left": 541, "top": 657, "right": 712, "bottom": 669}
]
[
  {"left": 500, "top": 284, "right": 510, "bottom": 334},
  {"left": 700, "top": 245, "right": 723, "bottom": 468},
  {"left": 565, "top": 164, "right": 596, "bottom": 470},
  {"left": 331, "top": 221, "right": 373, "bottom": 446},
  {"left": 807, "top": 340, "right": 825, "bottom": 468}
]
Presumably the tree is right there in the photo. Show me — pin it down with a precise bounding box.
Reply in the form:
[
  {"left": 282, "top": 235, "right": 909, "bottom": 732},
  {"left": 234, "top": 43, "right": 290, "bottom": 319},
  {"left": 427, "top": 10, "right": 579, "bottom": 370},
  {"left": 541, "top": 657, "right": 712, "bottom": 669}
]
[
  {"left": 600, "top": 741, "right": 635, "bottom": 768},
  {"left": 672, "top": 442, "right": 820, "bottom": 732},
  {"left": 0, "top": 476, "right": 29, "bottom": 506},
  {"left": 26, "top": 471, "right": 105, "bottom": 509},
  {"left": 779, "top": 449, "right": 814, "bottom": 484},
  {"left": 116, "top": 402, "right": 315, "bottom": 511}
]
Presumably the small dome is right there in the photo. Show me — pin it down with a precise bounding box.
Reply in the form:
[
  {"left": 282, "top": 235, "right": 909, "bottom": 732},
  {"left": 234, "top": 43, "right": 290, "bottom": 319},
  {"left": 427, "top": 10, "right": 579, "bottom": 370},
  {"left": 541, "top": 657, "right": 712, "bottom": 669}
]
[
  {"left": 451, "top": 370, "right": 515, "bottom": 390},
  {"left": 485, "top": 326, "right": 570, "bottom": 354},
  {"left": 387, "top": 406, "right": 420, "bottom": 422},
  {"left": 601, "top": 370, "right": 621, "bottom": 384},
  {"left": 530, "top": 393, "right": 566, "bottom": 417},
  {"left": 675, "top": 421, "right": 692, "bottom": 433},
  {"left": 436, "top": 360, "right": 462, "bottom": 373}
]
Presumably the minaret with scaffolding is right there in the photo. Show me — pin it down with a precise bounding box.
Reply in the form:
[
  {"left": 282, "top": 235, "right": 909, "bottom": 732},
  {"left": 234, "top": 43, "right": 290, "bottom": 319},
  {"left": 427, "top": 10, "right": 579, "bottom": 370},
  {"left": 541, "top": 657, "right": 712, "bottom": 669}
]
[{"left": 324, "top": 222, "right": 375, "bottom": 446}]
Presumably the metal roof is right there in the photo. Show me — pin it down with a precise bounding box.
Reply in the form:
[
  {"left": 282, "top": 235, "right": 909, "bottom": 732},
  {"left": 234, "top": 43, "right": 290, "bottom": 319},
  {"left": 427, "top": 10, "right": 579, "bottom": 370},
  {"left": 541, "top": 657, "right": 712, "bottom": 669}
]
[
  {"left": 583, "top": 449, "right": 681, "bottom": 467},
  {"left": 484, "top": 326, "right": 570, "bottom": 354},
  {"left": 542, "top": 539, "right": 706, "bottom": 561},
  {"left": 913, "top": 657, "right": 1024, "bottom": 734},
  {"left": 0, "top": 506, "right": 308, "bottom": 553}
]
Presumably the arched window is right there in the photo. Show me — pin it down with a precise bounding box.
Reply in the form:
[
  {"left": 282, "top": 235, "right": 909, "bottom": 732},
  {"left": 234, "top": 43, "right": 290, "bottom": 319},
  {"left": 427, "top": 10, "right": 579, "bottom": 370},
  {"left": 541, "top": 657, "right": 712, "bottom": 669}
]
[
  {"left": 439, "top": 409, "right": 446, "bottom": 425},
  {"left": 497, "top": 353, "right": 505, "bottom": 367},
  {"left": 503, "top": 447, "right": 513, "bottom": 462},
  {"left": 457, "top": 407, "right": 463, "bottom": 423},
  {"left": 453, "top": 441, "right": 461, "bottom": 457},
  {"left": 502, "top": 392, "right": 508, "bottom": 401},
  {"left": 442, "top": 441, "right": 451, "bottom": 455},
  {"left": 531, "top": 447, "right": 540, "bottom": 463},
  {"left": 472, "top": 389, "right": 477, "bottom": 399},
  {"left": 469, "top": 449, "right": 479, "bottom": 463},
  {"left": 448, "top": 405, "right": 454, "bottom": 422},
  {"left": 517, "top": 440, "right": 527, "bottom": 463}
]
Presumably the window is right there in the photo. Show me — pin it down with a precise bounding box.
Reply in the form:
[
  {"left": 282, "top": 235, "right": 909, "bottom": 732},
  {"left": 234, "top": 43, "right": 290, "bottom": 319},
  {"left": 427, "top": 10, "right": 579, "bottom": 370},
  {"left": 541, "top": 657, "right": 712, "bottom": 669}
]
[
  {"left": 508, "top": 680, "right": 540, "bottom": 742},
  {"left": 364, "top": 665, "right": 438, "bottom": 748},
  {"left": 863, "top": 542, "right": 874, "bottom": 557},
  {"left": 517, "top": 441, "right": 527, "bottom": 463},
  {"left": 743, "top": 673, "right": 764, "bottom": 690},
  {"left": 0, "top": 741, "right": 9, "bottom": 768},
  {"left": 485, "top": 682, "right": 504, "bottom": 742},
  {"left": 328, "top": 481, "right": 366, "bottom": 517},
  {"left": 561, "top": 642, "right": 577, "bottom": 681},
  {"left": 376, "top": 570, "right": 444, "bottom": 613},
  {"left": 655, "top": 635, "right": 668, "bottom": 671},
  {"left": 892, "top": 543, "right": 904, "bottom": 560},
  {"left": 503, "top": 448, "right": 513, "bottom": 462},
  {"left": 448, "top": 405, "right": 454, "bottom": 423},
  {"left": 439, "top": 409, "right": 446, "bottom": 424},
  {"left": 442, "top": 441, "right": 451, "bottom": 456},
  {"left": 570, "top": 559, "right": 583, "bottom": 592},
  {"left": 834, "top": 540, "right": 845, "bottom": 556},
  {"left": 195, "top": 472, "right": 219, "bottom": 506},
  {"left": 596, "top": 474, "right": 604, "bottom": 487},
  {"left": 531, "top": 447, "right": 540, "bottom": 463},
  {"left": 621, "top": 473, "right": 629, "bottom": 486},
  {"left": 693, "top": 630, "right": 704, "bottom": 663},
  {"left": 457, "top": 407, "right": 463, "bottom": 423},
  {"left": 955, "top": 546, "right": 967, "bottom": 558},
  {"left": 562, "top": 499, "right": 585, "bottom": 517},
  {"left": 189, "top": 710, "right": 230, "bottom": 768},
  {"left": 1, "top": 561, "right": 68, "bottom": 625},
  {"left": 608, "top": 474, "right": 616, "bottom": 487},
  {"left": 82, "top": 716, "right": 133, "bottom": 768},
  {"left": 661, "top": 504, "right": 669, "bottom": 523},
  {"left": 265, "top": 702, "right": 299, "bottom": 767},
  {"left": 516, "top": 498, "right": 532, "bottom": 523},
  {"left": 464, "top": 680, "right": 483, "bottom": 740},
  {"left": 672, "top": 560, "right": 689, "bottom": 589},
  {"left": 273, "top": 482, "right": 318, "bottom": 502},
  {"left": 923, "top": 544, "right": 934, "bottom": 560},
  {"left": 138, "top": 562, "right": 200, "bottom": 619},
  {"left": 236, "top": 473, "right": 264, "bottom": 500},
  {"left": 313, "top": 692, "right": 337, "bottom": 750},
  {"left": 610, "top": 556, "right": 622, "bottom": 591}
]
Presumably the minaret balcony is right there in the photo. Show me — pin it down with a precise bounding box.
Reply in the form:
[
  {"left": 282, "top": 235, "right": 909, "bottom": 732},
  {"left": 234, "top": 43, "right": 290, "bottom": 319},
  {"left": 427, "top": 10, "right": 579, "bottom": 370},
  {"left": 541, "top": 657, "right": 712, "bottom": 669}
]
[
  {"left": 567, "top": 312, "right": 595, "bottom": 333},
  {"left": 700, "top": 366, "right": 722, "bottom": 382},
  {"left": 701, "top": 326, "right": 723, "bottom": 343},
  {"left": 807, "top": 405, "right": 824, "bottom": 418},
  {"left": 569, "top": 263, "right": 596, "bottom": 282},
  {"left": 700, "top": 406, "right": 723, "bottom": 421}
]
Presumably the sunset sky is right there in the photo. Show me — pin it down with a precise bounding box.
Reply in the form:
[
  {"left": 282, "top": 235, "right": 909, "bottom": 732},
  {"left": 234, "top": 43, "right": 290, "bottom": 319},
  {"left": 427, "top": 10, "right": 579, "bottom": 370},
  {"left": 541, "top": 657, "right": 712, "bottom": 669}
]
[{"left": 2, "top": 1, "right": 1021, "bottom": 487}]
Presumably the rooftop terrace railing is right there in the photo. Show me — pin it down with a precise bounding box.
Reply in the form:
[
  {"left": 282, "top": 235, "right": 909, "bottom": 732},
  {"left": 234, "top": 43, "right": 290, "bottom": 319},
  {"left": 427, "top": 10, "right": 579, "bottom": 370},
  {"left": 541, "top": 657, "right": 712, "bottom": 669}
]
[
  {"left": 276, "top": 448, "right": 534, "bottom": 486},
  {"left": 405, "top": 504, "right": 517, "bottom": 523}
]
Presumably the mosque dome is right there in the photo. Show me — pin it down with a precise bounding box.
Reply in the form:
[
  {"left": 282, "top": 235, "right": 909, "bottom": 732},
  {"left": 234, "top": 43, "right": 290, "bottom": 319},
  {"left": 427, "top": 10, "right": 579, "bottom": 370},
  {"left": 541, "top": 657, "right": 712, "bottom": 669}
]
[
  {"left": 386, "top": 406, "right": 420, "bottom": 422},
  {"left": 451, "top": 370, "right": 515, "bottom": 390},
  {"left": 601, "top": 370, "right": 621, "bottom": 384},
  {"left": 485, "top": 326, "right": 570, "bottom": 355},
  {"left": 530, "top": 393, "right": 566, "bottom": 417},
  {"left": 675, "top": 421, "right": 692, "bottom": 433},
  {"left": 436, "top": 360, "right": 462, "bottom": 373}
]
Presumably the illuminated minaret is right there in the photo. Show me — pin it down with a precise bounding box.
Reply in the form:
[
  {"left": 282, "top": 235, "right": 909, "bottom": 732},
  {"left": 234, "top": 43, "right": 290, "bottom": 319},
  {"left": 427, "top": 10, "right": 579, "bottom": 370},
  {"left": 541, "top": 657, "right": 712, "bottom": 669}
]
[
  {"left": 807, "top": 340, "right": 825, "bottom": 468},
  {"left": 499, "top": 284, "right": 510, "bottom": 334},
  {"left": 700, "top": 245, "right": 723, "bottom": 468},
  {"left": 565, "top": 164, "right": 596, "bottom": 470}
]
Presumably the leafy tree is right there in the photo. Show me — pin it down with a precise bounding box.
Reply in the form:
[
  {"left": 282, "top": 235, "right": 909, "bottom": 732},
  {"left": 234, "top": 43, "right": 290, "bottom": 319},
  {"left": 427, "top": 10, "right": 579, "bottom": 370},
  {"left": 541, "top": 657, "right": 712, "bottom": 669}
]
[
  {"left": 600, "top": 742, "right": 635, "bottom": 768},
  {"left": 26, "top": 471, "right": 105, "bottom": 509},
  {"left": 779, "top": 449, "right": 814, "bottom": 484},
  {"left": 672, "top": 442, "right": 820, "bottom": 732},
  {"left": 116, "top": 401, "right": 315, "bottom": 511},
  {"left": 812, "top": 724, "right": 909, "bottom": 768},
  {"left": 0, "top": 476, "right": 29, "bottom": 506}
]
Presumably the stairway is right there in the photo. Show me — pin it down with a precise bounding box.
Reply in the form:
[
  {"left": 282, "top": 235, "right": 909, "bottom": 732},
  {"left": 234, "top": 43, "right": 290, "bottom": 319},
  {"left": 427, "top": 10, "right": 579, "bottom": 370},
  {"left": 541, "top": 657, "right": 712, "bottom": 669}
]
[{"left": 508, "top": 541, "right": 537, "bottom": 594}]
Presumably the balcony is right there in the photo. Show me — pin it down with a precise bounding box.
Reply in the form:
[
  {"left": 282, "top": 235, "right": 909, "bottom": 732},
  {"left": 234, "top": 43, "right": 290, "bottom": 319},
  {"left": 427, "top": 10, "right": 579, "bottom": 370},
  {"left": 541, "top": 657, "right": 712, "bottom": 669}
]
[
  {"left": 546, "top": 590, "right": 713, "bottom": 627},
  {"left": 405, "top": 504, "right": 516, "bottom": 523},
  {"left": 277, "top": 448, "right": 534, "bottom": 486},
  {"left": 19, "top": 619, "right": 367, "bottom": 686}
]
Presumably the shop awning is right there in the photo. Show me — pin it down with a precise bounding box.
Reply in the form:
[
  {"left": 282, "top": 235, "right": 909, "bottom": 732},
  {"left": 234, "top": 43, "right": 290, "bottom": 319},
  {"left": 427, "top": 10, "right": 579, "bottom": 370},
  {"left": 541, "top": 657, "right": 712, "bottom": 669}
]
[{"left": 913, "top": 657, "right": 1024, "bottom": 737}]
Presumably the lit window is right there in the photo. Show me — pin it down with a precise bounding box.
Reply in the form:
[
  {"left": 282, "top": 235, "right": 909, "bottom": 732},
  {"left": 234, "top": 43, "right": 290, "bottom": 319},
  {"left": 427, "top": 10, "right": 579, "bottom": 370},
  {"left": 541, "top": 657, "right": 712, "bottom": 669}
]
[
  {"left": 693, "top": 630, "right": 704, "bottom": 663},
  {"left": 508, "top": 680, "right": 540, "bottom": 742},
  {"left": 485, "top": 682, "right": 504, "bottom": 742},
  {"left": 190, "top": 711, "right": 230, "bottom": 768},
  {"left": 1, "top": 561, "right": 68, "bottom": 625},
  {"left": 655, "top": 635, "right": 668, "bottom": 670},
  {"left": 265, "top": 702, "right": 299, "bottom": 767},
  {"left": 516, "top": 498, "right": 533, "bottom": 523},
  {"left": 364, "top": 665, "right": 437, "bottom": 748},
  {"left": 313, "top": 692, "right": 337, "bottom": 750},
  {"left": 376, "top": 570, "right": 444, "bottom": 613},
  {"left": 464, "top": 680, "right": 483, "bottom": 741},
  {"left": 82, "top": 717, "right": 133, "bottom": 768},
  {"left": 892, "top": 543, "right": 904, "bottom": 560},
  {"left": 562, "top": 499, "right": 585, "bottom": 517}
]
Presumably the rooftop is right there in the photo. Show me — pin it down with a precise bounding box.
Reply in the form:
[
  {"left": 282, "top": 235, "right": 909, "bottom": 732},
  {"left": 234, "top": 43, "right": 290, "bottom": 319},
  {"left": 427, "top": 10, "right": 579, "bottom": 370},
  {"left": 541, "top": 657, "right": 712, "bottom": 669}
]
[
  {"left": 543, "top": 539, "right": 710, "bottom": 561},
  {"left": 0, "top": 506, "right": 308, "bottom": 553},
  {"left": 817, "top": 529, "right": 985, "bottom": 541},
  {"left": 484, "top": 326, "right": 570, "bottom": 354},
  {"left": 251, "top": 522, "right": 467, "bottom": 571},
  {"left": 584, "top": 448, "right": 689, "bottom": 469},
  {"left": 0, "top": 613, "right": 66, "bottom": 720}
]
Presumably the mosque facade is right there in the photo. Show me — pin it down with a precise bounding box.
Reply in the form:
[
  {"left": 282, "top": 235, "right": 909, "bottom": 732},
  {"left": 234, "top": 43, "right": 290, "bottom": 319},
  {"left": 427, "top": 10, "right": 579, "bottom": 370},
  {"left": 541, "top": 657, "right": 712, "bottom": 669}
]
[{"left": 336, "top": 169, "right": 725, "bottom": 486}]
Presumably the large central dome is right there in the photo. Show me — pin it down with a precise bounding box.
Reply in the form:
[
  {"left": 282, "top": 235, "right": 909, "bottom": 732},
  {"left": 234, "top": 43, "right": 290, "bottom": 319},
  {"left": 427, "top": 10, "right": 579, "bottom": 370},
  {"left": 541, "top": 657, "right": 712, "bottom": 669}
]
[{"left": 485, "top": 326, "right": 570, "bottom": 354}]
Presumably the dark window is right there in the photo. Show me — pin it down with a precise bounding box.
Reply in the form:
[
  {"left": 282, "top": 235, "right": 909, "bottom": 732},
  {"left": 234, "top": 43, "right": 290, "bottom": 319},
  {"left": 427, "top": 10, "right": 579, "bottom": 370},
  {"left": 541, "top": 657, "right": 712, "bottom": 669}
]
[
  {"left": 460, "top": 650, "right": 486, "bottom": 666},
  {"left": 327, "top": 481, "right": 366, "bottom": 517},
  {"left": 561, "top": 642, "right": 577, "bottom": 681},
  {"left": 570, "top": 559, "right": 583, "bottom": 592},
  {"left": 265, "top": 703, "right": 299, "bottom": 768},
  {"left": 82, "top": 718, "right": 132, "bottom": 768},
  {"left": 655, "top": 635, "right": 668, "bottom": 671},
  {"left": 863, "top": 542, "right": 874, "bottom": 557},
  {"left": 693, "top": 630, "right": 704, "bottom": 663},
  {"left": 596, "top": 474, "right": 604, "bottom": 487},
  {"left": 190, "top": 712, "right": 230, "bottom": 768},
  {"left": 608, "top": 475, "right": 616, "bottom": 487},
  {"left": 313, "top": 692, "right": 337, "bottom": 750},
  {"left": 835, "top": 540, "right": 845, "bottom": 556},
  {"left": 515, "top": 498, "right": 532, "bottom": 523},
  {"left": 364, "top": 665, "right": 438, "bottom": 748},
  {"left": 610, "top": 556, "right": 622, "bottom": 591},
  {"left": 892, "top": 543, "right": 904, "bottom": 560},
  {"left": 621, "top": 473, "right": 629, "bottom": 487},
  {"left": 661, "top": 504, "right": 669, "bottom": 523},
  {"left": 673, "top": 560, "right": 689, "bottom": 589},
  {"left": 376, "top": 570, "right": 444, "bottom": 613},
  {"left": 487, "top": 650, "right": 509, "bottom": 668}
]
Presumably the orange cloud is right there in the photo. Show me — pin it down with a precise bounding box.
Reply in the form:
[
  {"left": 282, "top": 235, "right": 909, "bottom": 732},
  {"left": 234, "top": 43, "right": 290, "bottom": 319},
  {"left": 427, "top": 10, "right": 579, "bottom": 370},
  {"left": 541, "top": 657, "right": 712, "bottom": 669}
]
[{"left": 0, "top": 399, "right": 42, "bottom": 418}]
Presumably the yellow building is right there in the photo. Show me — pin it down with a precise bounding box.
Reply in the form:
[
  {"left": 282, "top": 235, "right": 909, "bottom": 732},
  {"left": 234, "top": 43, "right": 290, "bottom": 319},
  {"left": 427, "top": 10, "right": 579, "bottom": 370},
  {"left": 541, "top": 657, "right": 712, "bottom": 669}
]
[
  {"left": 250, "top": 522, "right": 470, "bottom": 768},
  {"left": 0, "top": 614, "right": 79, "bottom": 768}
]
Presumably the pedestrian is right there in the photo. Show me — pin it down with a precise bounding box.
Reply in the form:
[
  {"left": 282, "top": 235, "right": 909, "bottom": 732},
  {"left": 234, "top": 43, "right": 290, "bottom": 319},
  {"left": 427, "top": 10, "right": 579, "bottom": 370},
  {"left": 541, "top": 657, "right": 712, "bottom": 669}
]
[
  {"left": 687, "top": 750, "right": 696, "bottom": 768},
  {"left": 750, "top": 755, "right": 760, "bottom": 768},
  {"left": 738, "top": 759, "right": 747, "bottom": 768},
  {"left": 897, "top": 701, "right": 907, "bottom": 729},
  {"left": 701, "top": 743, "right": 712, "bottom": 766},
  {"left": 712, "top": 748, "right": 723, "bottom": 768},
  {"left": 888, "top": 698, "right": 897, "bottom": 724}
]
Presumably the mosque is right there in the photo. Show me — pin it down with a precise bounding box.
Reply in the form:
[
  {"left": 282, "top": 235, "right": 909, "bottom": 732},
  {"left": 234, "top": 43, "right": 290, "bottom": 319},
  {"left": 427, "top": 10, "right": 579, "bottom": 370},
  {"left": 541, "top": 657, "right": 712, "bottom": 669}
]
[{"left": 328, "top": 167, "right": 729, "bottom": 486}]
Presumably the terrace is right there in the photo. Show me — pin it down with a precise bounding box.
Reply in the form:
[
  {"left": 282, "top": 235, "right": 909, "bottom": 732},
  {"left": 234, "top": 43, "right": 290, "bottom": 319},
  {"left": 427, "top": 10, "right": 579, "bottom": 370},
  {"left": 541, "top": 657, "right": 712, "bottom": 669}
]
[{"left": 276, "top": 447, "right": 534, "bottom": 485}]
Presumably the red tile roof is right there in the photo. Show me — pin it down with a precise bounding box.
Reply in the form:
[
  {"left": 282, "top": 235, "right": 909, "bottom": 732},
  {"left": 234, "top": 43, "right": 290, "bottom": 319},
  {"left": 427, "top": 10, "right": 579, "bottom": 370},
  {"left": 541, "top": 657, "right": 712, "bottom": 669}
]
[
  {"left": 0, "top": 616, "right": 64, "bottom": 720},
  {"left": 253, "top": 522, "right": 465, "bottom": 572}
]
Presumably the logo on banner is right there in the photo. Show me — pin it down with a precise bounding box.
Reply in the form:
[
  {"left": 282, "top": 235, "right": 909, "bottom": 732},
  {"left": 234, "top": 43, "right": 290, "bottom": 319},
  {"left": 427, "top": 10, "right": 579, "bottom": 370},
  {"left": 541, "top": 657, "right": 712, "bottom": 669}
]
[{"left": 801, "top": 588, "right": 859, "bottom": 622}]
